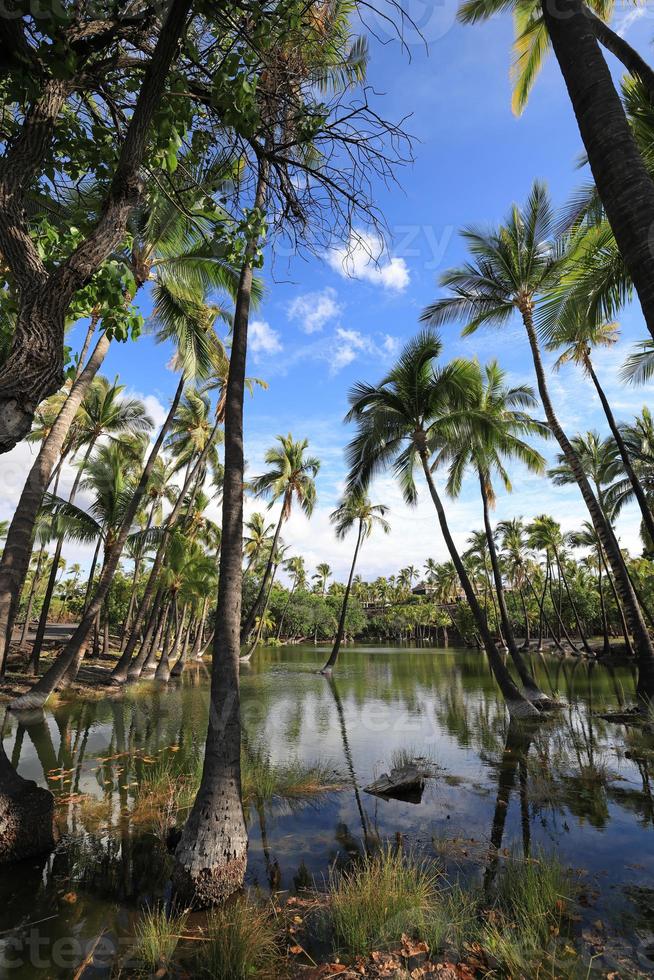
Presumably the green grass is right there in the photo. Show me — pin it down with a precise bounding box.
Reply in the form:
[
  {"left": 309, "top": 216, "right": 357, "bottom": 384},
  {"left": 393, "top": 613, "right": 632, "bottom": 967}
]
[
  {"left": 326, "top": 844, "right": 576, "bottom": 973},
  {"left": 132, "top": 905, "right": 188, "bottom": 971},
  {"left": 481, "top": 851, "right": 575, "bottom": 976},
  {"left": 241, "top": 741, "right": 343, "bottom": 805},
  {"left": 193, "top": 897, "right": 281, "bottom": 978},
  {"left": 329, "top": 847, "right": 440, "bottom": 955},
  {"left": 388, "top": 744, "right": 439, "bottom": 771}
]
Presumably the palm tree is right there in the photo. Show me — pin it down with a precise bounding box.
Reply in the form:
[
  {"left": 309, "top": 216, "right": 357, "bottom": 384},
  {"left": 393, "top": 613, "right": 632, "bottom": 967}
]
[
  {"left": 423, "top": 182, "right": 654, "bottom": 678},
  {"left": 439, "top": 359, "right": 552, "bottom": 704},
  {"left": 0, "top": 329, "right": 110, "bottom": 673},
  {"left": 276, "top": 556, "right": 306, "bottom": 641},
  {"left": 497, "top": 518, "right": 534, "bottom": 650},
  {"left": 607, "top": 408, "right": 654, "bottom": 553},
  {"left": 313, "top": 562, "right": 332, "bottom": 595},
  {"left": 29, "top": 384, "right": 153, "bottom": 667},
  {"left": 570, "top": 521, "right": 612, "bottom": 656},
  {"left": 8, "top": 293, "right": 224, "bottom": 708},
  {"left": 457, "top": 0, "right": 654, "bottom": 338},
  {"left": 242, "top": 435, "right": 320, "bottom": 642},
  {"left": 321, "top": 492, "right": 390, "bottom": 673},
  {"left": 550, "top": 318, "right": 654, "bottom": 550},
  {"left": 243, "top": 513, "right": 275, "bottom": 572},
  {"left": 344, "top": 329, "right": 538, "bottom": 718}
]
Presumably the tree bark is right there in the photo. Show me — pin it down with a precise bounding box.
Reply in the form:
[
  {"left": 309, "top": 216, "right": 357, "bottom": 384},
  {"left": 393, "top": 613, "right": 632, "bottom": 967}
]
[
  {"left": 240, "top": 497, "right": 286, "bottom": 643},
  {"left": 0, "top": 334, "right": 109, "bottom": 673},
  {"left": 588, "top": 359, "right": 654, "bottom": 555},
  {"left": 419, "top": 454, "right": 538, "bottom": 717},
  {"left": 522, "top": 308, "right": 654, "bottom": 668},
  {"left": 111, "top": 414, "right": 221, "bottom": 682},
  {"left": 0, "top": 719, "right": 56, "bottom": 864},
  {"left": 7, "top": 377, "right": 185, "bottom": 711},
  {"left": 479, "top": 473, "right": 551, "bottom": 704},
  {"left": 543, "top": 0, "right": 654, "bottom": 339},
  {"left": 17, "top": 545, "right": 46, "bottom": 652},
  {"left": 322, "top": 522, "right": 363, "bottom": 673},
  {"left": 172, "top": 162, "right": 269, "bottom": 906},
  {"left": 0, "top": 0, "right": 194, "bottom": 452}
]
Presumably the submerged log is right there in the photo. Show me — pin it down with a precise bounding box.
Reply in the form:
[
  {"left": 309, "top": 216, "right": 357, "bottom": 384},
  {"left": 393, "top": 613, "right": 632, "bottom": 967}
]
[{"left": 363, "top": 763, "right": 433, "bottom": 803}]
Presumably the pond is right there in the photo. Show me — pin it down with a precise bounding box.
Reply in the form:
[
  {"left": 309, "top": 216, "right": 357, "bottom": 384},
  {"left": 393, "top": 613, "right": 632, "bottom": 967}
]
[{"left": 1, "top": 645, "right": 654, "bottom": 977}]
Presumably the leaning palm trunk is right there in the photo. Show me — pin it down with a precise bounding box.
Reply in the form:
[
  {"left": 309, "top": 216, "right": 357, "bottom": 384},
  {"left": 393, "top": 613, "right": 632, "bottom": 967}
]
[
  {"left": 241, "top": 502, "right": 285, "bottom": 643},
  {"left": 172, "top": 162, "right": 268, "bottom": 906},
  {"left": 321, "top": 521, "right": 364, "bottom": 674},
  {"left": 588, "top": 360, "right": 654, "bottom": 553},
  {"left": 0, "top": 334, "right": 109, "bottom": 673},
  {"left": 521, "top": 310, "right": 654, "bottom": 672},
  {"left": 554, "top": 552, "right": 592, "bottom": 653},
  {"left": 17, "top": 545, "right": 47, "bottom": 652},
  {"left": 597, "top": 551, "right": 611, "bottom": 658},
  {"left": 419, "top": 454, "right": 538, "bottom": 718},
  {"left": 242, "top": 563, "right": 279, "bottom": 661},
  {"left": 6, "top": 378, "right": 185, "bottom": 711},
  {"left": 30, "top": 450, "right": 95, "bottom": 673},
  {"left": 191, "top": 597, "right": 209, "bottom": 659},
  {"left": 479, "top": 475, "right": 552, "bottom": 705},
  {"left": 542, "top": 0, "right": 654, "bottom": 338},
  {"left": 111, "top": 415, "right": 221, "bottom": 683}
]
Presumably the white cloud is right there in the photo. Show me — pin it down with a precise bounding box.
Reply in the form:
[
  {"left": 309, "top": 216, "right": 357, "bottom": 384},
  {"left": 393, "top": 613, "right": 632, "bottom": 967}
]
[
  {"left": 326, "top": 229, "right": 410, "bottom": 293},
  {"left": 615, "top": 7, "right": 646, "bottom": 37},
  {"left": 288, "top": 287, "right": 341, "bottom": 334},
  {"left": 249, "top": 319, "right": 283, "bottom": 361}
]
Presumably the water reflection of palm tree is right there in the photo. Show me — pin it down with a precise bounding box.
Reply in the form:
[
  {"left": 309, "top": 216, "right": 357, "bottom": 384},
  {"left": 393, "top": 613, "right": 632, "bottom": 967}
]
[
  {"left": 484, "top": 722, "right": 533, "bottom": 893},
  {"left": 326, "top": 675, "right": 375, "bottom": 850}
]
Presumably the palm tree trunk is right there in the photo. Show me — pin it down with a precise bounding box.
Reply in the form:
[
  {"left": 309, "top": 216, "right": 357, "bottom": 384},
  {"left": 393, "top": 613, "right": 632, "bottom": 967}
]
[
  {"left": 521, "top": 309, "right": 654, "bottom": 670},
  {"left": 548, "top": 572, "right": 579, "bottom": 652},
  {"left": 127, "top": 587, "right": 165, "bottom": 679},
  {"left": 17, "top": 545, "right": 46, "bottom": 652},
  {"left": 418, "top": 453, "right": 537, "bottom": 717},
  {"left": 241, "top": 499, "right": 286, "bottom": 643},
  {"left": 276, "top": 579, "right": 297, "bottom": 642},
  {"left": 479, "top": 473, "right": 550, "bottom": 704},
  {"left": 518, "top": 585, "right": 531, "bottom": 650},
  {"left": 29, "top": 539, "right": 63, "bottom": 674},
  {"left": 171, "top": 604, "right": 191, "bottom": 677},
  {"left": 542, "top": 0, "right": 654, "bottom": 339},
  {"left": 0, "top": 718, "right": 55, "bottom": 863},
  {"left": 29, "top": 447, "right": 96, "bottom": 674},
  {"left": 0, "top": 334, "right": 110, "bottom": 673},
  {"left": 192, "top": 597, "right": 209, "bottom": 659},
  {"left": 597, "top": 550, "right": 611, "bottom": 657},
  {"left": 588, "top": 359, "right": 654, "bottom": 550},
  {"left": 155, "top": 600, "right": 176, "bottom": 682},
  {"left": 322, "top": 522, "right": 364, "bottom": 674},
  {"left": 172, "top": 159, "right": 268, "bottom": 906},
  {"left": 6, "top": 376, "right": 185, "bottom": 711},
  {"left": 110, "top": 414, "right": 221, "bottom": 682},
  {"left": 555, "top": 552, "right": 592, "bottom": 652}
]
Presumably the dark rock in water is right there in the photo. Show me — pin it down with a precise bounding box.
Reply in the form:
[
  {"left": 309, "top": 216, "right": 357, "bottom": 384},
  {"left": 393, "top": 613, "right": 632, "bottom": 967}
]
[{"left": 363, "top": 764, "right": 431, "bottom": 804}]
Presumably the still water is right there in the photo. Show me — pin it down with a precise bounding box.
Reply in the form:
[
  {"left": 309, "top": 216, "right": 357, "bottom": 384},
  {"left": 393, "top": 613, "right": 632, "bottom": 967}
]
[{"left": 1, "top": 645, "right": 653, "bottom": 976}]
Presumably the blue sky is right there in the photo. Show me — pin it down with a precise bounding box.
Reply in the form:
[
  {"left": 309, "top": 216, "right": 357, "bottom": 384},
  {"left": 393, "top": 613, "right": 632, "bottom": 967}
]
[{"left": 5, "top": 6, "right": 654, "bottom": 581}]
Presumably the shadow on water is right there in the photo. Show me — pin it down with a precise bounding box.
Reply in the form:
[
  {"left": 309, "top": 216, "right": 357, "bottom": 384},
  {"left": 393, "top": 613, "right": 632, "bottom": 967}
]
[{"left": 1, "top": 644, "right": 654, "bottom": 975}]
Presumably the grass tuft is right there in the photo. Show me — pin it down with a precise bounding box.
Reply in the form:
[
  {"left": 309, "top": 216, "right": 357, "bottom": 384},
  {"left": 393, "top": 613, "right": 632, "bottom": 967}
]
[
  {"left": 481, "top": 851, "right": 574, "bottom": 976},
  {"left": 132, "top": 905, "right": 188, "bottom": 971},
  {"left": 329, "top": 846, "right": 440, "bottom": 955},
  {"left": 193, "top": 897, "right": 280, "bottom": 978}
]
